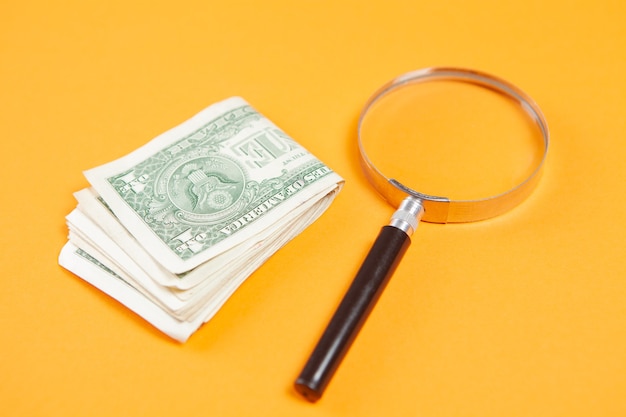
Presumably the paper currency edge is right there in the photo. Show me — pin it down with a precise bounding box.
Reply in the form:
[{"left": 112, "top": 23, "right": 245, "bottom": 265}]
[{"left": 58, "top": 242, "right": 200, "bottom": 343}]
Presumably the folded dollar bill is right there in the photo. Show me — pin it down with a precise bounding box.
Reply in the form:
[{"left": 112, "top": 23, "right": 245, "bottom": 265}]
[{"left": 59, "top": 97, "right": 343, "bottom": 342}]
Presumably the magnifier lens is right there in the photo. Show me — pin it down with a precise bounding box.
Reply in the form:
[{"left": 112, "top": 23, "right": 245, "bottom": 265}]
[{"left": 359, "top": 80, "right": 545, "bottom": 200}]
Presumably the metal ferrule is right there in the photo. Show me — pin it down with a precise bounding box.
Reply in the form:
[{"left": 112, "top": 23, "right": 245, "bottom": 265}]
[{"left": 388, "top": 196, "right": 425, "bottom": 236}]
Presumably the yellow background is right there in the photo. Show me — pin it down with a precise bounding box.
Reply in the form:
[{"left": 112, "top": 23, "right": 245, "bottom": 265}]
[{"left": 2, "top": 1, "right": 625, "bottom": 416}]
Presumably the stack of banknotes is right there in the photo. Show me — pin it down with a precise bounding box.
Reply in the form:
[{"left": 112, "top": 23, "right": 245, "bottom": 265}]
[{"left": 59, "top": 97, "right": 343, "bottom": 342}]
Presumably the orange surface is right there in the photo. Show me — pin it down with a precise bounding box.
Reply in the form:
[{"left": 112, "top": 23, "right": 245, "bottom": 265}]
[{"left": 2, "top": 1, "right": 626, "bottom": 416}]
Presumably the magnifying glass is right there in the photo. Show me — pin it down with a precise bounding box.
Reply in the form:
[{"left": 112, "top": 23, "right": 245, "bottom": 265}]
[{"left": 294, "top": 67, "right": 549, "bottom": 402}]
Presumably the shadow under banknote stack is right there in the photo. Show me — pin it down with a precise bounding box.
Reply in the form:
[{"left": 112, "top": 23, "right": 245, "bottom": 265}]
[{"left": 59, "top": 97, "right": 343, "bottom": 342}]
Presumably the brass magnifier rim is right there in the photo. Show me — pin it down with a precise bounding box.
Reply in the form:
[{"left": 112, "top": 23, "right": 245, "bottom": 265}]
[{"left": 357, "top": 67, "right": 550, "bottom": 223}]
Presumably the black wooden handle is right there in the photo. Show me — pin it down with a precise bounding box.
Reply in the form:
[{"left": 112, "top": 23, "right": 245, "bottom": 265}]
[{"left": 294, "top": 225, "right": 411, "bottom": 402}]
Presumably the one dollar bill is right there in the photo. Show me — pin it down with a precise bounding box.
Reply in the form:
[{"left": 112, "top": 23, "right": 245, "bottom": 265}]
[
  {"left": 84, "top": 97, "right": 343, "bottom": 274},
  {"left": 60, "top": 97, "right": 343, "bottom": 341}
]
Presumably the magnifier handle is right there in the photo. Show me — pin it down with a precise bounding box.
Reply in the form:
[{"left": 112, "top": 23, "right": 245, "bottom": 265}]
[{"left": 295, "top": 197, "right": 424, "bottom": 402}]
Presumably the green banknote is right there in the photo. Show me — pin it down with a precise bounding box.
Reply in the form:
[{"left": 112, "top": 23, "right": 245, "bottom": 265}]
[{"left": 84, "top": 97, "right": 343, "bottom": 274}]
